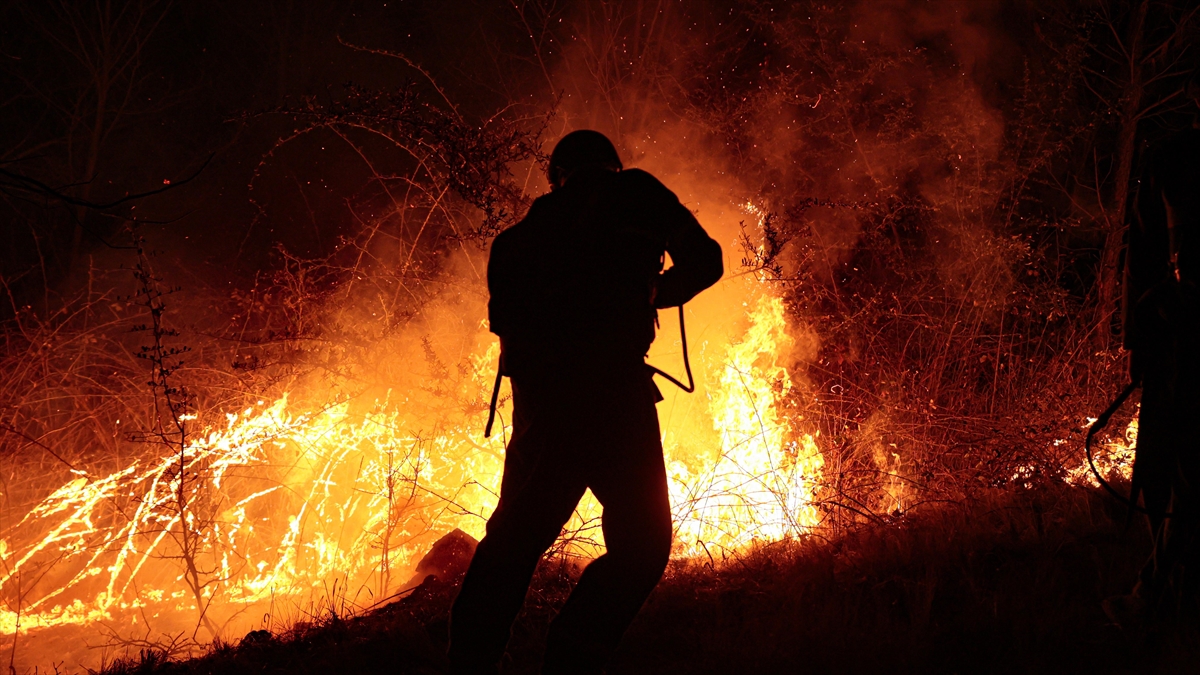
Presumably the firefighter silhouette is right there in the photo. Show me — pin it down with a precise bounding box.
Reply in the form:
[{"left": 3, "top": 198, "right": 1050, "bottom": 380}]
[
  {"left": 1106, "top": 73, "right": 1200, "bottom": 625},
  {"left": 448, "top": 130, "right": 723, "bottom": 674}
]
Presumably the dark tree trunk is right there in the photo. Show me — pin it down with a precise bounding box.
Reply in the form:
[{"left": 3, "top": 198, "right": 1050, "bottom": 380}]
[{"left": 1095, "top": 0, "right": 1148, "bottom": 349}]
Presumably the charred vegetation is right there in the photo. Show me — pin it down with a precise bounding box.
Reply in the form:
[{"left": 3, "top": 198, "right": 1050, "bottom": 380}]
[{"left": 0, "top": 0, "right": 1197, "bottom": 672}]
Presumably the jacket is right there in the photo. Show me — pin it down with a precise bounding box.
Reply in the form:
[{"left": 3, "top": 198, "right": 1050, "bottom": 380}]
[{"left": 487, "top": 167, "right": 723, "bottom": 378}]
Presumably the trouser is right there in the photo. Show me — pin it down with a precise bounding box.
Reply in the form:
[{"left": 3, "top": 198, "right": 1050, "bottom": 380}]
[
  {"left": 1134, "top": 374, "right": 1200, "bottom": 616},
  {"left": 448, "top": 364, "right": 673, "bottom": 674},
  {"left": 1128, "top": 284, "right": 1200, "bottom": 614}
]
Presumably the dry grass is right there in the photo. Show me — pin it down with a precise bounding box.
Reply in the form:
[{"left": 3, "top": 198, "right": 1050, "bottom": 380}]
[
  {"left": 619, "top": 484, "right": 1156, "bottom": 675},
  {"left": 91, "top": 482, "right": 1200, "bottom": 675},
  {"left": 0, "top": 3, "right": 1161, "bottom": 670}
]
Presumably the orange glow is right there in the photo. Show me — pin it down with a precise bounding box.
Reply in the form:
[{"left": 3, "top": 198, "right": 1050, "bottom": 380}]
[
  {"left": 1066, "top": 408, "right": 1138, "bottom": 488},
  {"left": 0, "top": 204, "right": 826, "bottom": 669}
]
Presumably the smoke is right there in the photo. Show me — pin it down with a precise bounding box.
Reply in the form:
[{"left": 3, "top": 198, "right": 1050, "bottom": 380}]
[
  {"left": 530, "top": 0, "right": 1020, "bottom": 375},
  {"left": 524, "top": 0, "right": 1055, "bottom": 523},
  {"left": 0, "top": 2, "right": 1091, "bottom": 670}
]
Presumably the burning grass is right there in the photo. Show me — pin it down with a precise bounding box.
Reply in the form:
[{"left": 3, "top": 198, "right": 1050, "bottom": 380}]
[
  {"left": 0, "top": 2, "right": 1156, "bottom": 670},
  {"left": 91, "top": 483, "right": 1197, "bottom": 675},
  {"left": 0, "top": 260, "right": 838, "bottom": 665},
  {"left": 0, "top": 227, "right": 1141, "bottom": 671}
]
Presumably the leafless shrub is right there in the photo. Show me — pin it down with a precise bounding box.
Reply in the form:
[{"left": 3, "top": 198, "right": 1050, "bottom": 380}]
[{"left": 696, "top": 2, "right": 1131, "bottom": 528}]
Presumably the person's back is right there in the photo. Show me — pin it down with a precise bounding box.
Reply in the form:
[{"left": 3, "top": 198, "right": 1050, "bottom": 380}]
[
  {"left": 1126, "top": 126, "right": 1200, "bottom": 408},
  {"left": 1109, "top": 82, "right": 1200, "bottom": 625},
  {"left": 448, "top": 130, "right": 722, "bottom": 675},
  {"left": 489, "top": 164, "right": 721, "bottom": 378},
  {"left": 1125, "top": 126, "right": 1200, "bottom": 341}
]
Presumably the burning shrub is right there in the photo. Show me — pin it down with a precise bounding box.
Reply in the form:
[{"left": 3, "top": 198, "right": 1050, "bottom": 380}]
[
  {"left": 0, "top": 1, "right": 1162, "bottom": 671},
  {"left": 650, "top": 1, "right": 1131, "bottom": 525}
]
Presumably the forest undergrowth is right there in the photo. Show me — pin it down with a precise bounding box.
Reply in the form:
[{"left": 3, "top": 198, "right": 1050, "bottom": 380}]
[
  {"left": 94, "top": 483, "right": 1200, "bottom": 675},
  {"left": 3, "top": 1, "right": 1197, "bottom": 672}
]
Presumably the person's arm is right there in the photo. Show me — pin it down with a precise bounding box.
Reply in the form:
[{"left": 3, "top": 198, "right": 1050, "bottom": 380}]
[
  {"left": 487, "top": 227, "right": 518, "bottom": 339},
  {"left": 656, "top": 210, "right": 723, "bottom": 308},
  {"left": 623, "top": 170, "right": 723, "bottom": 308},
  {"left": 1158, "top": 139, "right": 1200, "bottom": 283}
]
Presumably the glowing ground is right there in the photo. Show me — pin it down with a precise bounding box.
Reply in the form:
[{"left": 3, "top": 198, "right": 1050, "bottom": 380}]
[{"left": 94, "top": 484, "right": 1196, "bottom": 675}]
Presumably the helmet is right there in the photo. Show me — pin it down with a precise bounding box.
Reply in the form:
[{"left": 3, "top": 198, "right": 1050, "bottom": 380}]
[{"left": 548, "top": 130, "right": 622, "bottom": 188}]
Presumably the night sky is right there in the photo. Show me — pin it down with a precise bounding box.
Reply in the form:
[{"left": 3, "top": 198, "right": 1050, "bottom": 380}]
[
  {"left": 1, "top": 0, "right": 1092, "bottom": 300},
  {"left": 2, "top": 2, "right": 1199, "bottom": 672},
  {"left": 2, "top": 0, "right": 557, "bottom": 295}
]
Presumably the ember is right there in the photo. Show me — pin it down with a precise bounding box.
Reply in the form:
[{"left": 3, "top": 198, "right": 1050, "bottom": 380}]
[
  {"left": 0, "top": 274, "right": 822, "bottom": 649},
  {"left": 2, "top": 0, "right": 1195, "bottom": 672}
]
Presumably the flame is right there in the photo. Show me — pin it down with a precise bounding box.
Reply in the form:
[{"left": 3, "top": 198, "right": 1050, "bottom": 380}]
[
  {"left": 0, "top": 278, "right": 823, "bottom": 664},
  {"left": 667, "top": 290, "right": 823, "bottom": 556},
  {"left": 0, "top": 346, "right": 506, "bottom": 642},
  {"left": 1065, "top": 408, "right": 1138, "bottom": 488}
]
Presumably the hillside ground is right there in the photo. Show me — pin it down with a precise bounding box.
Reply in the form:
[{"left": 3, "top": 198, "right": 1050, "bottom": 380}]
[{"left": 98, "top": 484, "right": 1200, "bottom": 675}]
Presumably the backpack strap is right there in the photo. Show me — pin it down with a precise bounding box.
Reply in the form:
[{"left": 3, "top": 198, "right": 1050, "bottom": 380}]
[{"left": 483, "top": 358, "right": 504, "bottom": 438}]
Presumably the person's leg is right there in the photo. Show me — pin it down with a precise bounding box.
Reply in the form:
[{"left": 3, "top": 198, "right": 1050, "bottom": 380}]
[
  {"left": 1168, "top": 320, "right": 1200, "bottom": 615},
  {"left": 542, "top": 373, "right": 672, "bottom": 674},
  {"left": 1159, "top": 396, "right": 1200, "bottom": 617},
  {"left": 1130, "top": 380, "right": 1176, "bottom": 608},
  {"left": 1116, "top": 368, "right": 1200, "bottom": 624},
  {"left": 449, "top": 382, "right": 587, "bottom": 674}
]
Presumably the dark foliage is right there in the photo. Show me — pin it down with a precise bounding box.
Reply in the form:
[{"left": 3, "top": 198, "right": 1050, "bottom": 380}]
[
  {"left": 96, "top": 486, "right": 1200, "bottom": 675},
  {"left": 260, "top": 81, "right": 547, "bottom": 241}
]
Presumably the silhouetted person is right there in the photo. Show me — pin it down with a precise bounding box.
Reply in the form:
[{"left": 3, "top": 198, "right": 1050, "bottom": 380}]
[
  {"left": 1108, "top": 73, "right": 1200, "bottom": 625},
  {"left": 447, "top": 130, "right": 723, "bottom": 674}
]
